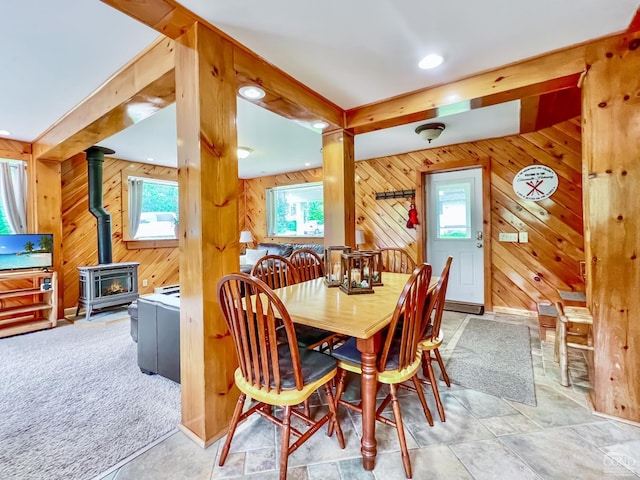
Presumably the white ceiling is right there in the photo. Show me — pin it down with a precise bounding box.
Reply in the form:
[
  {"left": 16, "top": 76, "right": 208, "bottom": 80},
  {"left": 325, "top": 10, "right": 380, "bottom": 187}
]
[{"left": 1, "top": 1, "right": 638, "bottom": 177}]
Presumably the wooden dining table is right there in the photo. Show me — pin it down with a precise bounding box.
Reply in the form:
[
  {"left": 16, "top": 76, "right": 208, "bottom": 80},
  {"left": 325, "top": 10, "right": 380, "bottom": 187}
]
[{"left": 270, "top": 272, "right": 439, "bottom": 471}]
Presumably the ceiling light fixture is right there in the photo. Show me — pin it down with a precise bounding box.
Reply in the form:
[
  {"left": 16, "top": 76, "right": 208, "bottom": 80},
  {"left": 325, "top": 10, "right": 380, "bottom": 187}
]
[
  {"left": 0, "top": 129, "right": 11, "bottom": 136},
  {"left": 237, "top": 147, "right": 253, "bottom": 159},
  {"left": 418, "top": 53, "right": 444, "bottom": 70},
  {"left": 238, "top": 86, "right": 265, "bottom": 100},
  {"left": 304, "top": 162, "right": 311, "bottom": 167},
  {"left": 415, "top": 122, "right": 445, "bottom": 143},
  {"left": 312, "top": 120, "right": 329, "bottom": 130}
]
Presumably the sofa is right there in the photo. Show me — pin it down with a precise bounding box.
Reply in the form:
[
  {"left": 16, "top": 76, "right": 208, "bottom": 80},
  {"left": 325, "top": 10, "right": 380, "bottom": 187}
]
[{"left": 240, "top": 242, "right": 325, "bottom": 272}]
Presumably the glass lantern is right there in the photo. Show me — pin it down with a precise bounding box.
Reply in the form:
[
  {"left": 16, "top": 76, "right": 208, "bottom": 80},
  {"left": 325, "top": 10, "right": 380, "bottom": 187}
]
[
  {"left": 358, "top": 250, "right": 383, "bottom": 286},
  {"left": 339, "top": 252, "right": 374, "bottom": 295},
  {"left": 324, "top": 246, "right": 352, "bottom": 287}
]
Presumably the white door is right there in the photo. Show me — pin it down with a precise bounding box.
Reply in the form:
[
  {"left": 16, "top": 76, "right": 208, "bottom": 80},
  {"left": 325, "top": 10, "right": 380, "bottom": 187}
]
[{"left": 426, "top": 168, "right": 484, "bottom": 304}]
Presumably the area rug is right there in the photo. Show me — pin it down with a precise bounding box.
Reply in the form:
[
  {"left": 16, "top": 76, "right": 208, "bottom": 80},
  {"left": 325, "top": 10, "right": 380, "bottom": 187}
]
[
  {"left": 0, "top": 320, "right": 181, "bottom": 480},
  {"left": 445, "top": 316, "right": 536, "bottom": 406}
]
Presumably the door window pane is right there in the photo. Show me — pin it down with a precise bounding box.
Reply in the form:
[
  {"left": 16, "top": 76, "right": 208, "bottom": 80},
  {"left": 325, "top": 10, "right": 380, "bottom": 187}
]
[{"left": 436, "top": 182, "right": 471, "bottom": 239}]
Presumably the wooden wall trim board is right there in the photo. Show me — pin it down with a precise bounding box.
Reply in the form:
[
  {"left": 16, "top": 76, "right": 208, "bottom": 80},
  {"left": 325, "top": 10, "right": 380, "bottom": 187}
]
[
  {"left": 415, "top": 158, "right": 492, "bottom": 310},
  {"left": 0, "top": 138, "right": 31, "bottom": 161}
]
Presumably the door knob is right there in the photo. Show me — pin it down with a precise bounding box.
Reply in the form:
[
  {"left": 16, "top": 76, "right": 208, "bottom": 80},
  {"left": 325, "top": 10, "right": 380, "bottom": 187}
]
[{"left": 476, "top": 242, "right": 483, "bottom": 248}]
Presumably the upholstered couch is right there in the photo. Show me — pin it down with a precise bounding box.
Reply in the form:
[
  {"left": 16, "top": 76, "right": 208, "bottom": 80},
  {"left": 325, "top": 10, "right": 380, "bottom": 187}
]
[{"left": 240, "top": 242, "right": 325, "bottom": 272}]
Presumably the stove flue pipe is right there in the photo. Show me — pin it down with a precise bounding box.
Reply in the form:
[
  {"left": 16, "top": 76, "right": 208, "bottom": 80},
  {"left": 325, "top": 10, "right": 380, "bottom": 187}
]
[{"left": 85, "top": 146, "right": 115, "bottom": 265}]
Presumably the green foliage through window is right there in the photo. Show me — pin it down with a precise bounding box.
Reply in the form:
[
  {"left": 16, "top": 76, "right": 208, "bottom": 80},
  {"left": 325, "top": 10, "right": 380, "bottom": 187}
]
[{"left": 266, "top": 182, "right": 324, "bottom": 237}]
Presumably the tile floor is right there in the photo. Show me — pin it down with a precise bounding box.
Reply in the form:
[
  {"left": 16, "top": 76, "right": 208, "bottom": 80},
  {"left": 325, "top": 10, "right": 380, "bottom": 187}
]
[{"left": 95, "top": 312, "right": 640, "bottom": 480}]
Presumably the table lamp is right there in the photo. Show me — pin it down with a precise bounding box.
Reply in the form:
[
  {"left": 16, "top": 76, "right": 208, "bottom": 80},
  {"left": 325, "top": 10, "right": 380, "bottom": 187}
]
[
  {"left": 355, "top": 229, "right": 366, "bottom": 250},
  {"left": 239, "top": 230, "right": 254, "bottom": 253}
]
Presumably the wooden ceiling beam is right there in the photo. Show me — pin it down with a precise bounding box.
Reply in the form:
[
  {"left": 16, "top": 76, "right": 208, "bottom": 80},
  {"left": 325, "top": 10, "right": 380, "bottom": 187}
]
[
  {"left": 32, "top": 37, "right": 175, "bottom": 161},
  {"left": 520, "top": 87, "right": 582, "bottom": 134},
  {"left": 345, "top": 32, "right": 630, "bottom": 134},
  {"left": 101, "top": 0, "right": 343, "bottom": 128}
]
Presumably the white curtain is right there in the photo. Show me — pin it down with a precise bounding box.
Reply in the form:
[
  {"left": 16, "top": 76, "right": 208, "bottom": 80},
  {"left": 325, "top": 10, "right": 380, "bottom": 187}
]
[
  {"left": 0, "top": 160, "right": 27, "bottom": 233},
  {"left": 128, "top": 178, "right": 144, "bottom": 238}
]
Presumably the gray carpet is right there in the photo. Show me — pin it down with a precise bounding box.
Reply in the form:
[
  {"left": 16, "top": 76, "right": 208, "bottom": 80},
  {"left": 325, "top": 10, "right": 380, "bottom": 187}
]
[
  {"left": 0, "top": 320, "right": 181, "bottom": 480},
  {"left": 445, "top": 317, "right": 537, "bottom": 406}
]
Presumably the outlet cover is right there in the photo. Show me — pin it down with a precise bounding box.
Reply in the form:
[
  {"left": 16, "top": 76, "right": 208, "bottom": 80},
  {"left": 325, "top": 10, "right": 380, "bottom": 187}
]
[
  {"left": 499, "top": 232, "right": 519, "bottom": 242},
  {"left": 519, "top": 231, "right": 529, "bottom": 243},
  {"left": 142, "top": 279, "right": 148, "bottom": 287}
]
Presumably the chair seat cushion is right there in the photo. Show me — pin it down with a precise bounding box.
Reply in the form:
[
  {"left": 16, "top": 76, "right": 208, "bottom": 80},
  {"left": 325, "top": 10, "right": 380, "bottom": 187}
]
[
  {"left": 332, "top": 337, "right": 401, "bottom": 371},
  {"left": 276, "top": 344, "right": 337, "bottom": 389}
]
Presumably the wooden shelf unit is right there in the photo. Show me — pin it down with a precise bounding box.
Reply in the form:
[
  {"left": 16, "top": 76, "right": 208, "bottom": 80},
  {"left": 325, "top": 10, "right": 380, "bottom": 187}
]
[{"left": 0, "top": 270, "right": 58, "bottom": 338}]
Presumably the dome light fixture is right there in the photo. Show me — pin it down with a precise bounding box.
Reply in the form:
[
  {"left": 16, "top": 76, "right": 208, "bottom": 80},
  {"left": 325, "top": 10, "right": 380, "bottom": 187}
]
[
  {"left": 418, "top": 53, "right": 444, "bottom": 70},
  {"left": 237, "top": 147, "right": 253, "bottom": 159},
  {"left": 238, "top": 86, "right": 265, "bottom": 100},
  {"left": 415, "top": 122, "right": 445, "bottom": 143}
]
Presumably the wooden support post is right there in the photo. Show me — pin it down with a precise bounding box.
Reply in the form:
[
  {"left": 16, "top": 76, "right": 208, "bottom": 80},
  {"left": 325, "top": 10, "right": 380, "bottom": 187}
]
[
  {"left": 582, "top": 31, "right": 640, "bottom": 422},
  {"left": 175, "top": 22, "right": 240, "bottom": 445},
  {"left": 322, "top": 130, "right": 355, "bottom": 248}
]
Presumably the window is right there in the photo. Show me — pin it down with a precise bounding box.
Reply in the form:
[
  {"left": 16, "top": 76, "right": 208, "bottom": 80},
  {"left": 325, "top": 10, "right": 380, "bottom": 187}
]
[
  {"left": 266, "top": 182, "right": 324, "bottom": 237},
  {"left": 435, "top": 181, "right": 472, "bottom": 239},
  {"left": 123, "top": 174, "right": 178, "bottom": 242},
  {"left": 0, "top": 159, "right": 27, "bottom": 234}
]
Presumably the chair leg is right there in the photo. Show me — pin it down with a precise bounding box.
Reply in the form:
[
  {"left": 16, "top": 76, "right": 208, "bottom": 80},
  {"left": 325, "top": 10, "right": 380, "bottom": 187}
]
[
  {"left": 554, "top": 320, "right": 560, "bottom": 363},
  {"left": 324, "top": 383, "right": 345, "bottom": 448},
  {"left": 219, "top": 393, "right": 246, "bottom": 466},
  {"left": 279, "top": 405, "right": 292, "bottom": 480},
  {"left": 303, "top": 399, "right": 311, "bottom": 418},
  {"left": 434, "top": 349, "right": 450, "bottom": 387},
  {"left": 411, "top": 375, "right": 434, "bottom": 426},
  {"left": 425, "top": 358, "right": 445, "bottom": 422},
  {"left": 559, "top": 322, "right": 569, "bottom": 387},
  {"left": 389, "top": 384, "right": 412, "bottom": 479},
  {"left": 328, "top": 369, "right": 347, "bottom": 437}
]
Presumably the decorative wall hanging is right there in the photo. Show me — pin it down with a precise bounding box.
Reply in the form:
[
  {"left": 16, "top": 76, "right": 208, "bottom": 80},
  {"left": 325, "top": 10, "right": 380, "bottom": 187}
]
[
  {"left": 512, "top": 165, "right": 558, "bottom": 201},
  {"left": 406, "top": 198, "right": 419, "bottom": 229}
]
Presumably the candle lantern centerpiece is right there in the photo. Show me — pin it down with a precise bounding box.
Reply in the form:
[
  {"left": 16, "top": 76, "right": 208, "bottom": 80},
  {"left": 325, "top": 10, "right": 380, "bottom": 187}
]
[
  {"left": 339, "top": 252, "right": 374, "bottom": 295},
  {"left": 324, "top": 246, "right": 352, "bottom": 287},
  {"left": 358, "top": 250, "right": 383, "bottom": 286}
]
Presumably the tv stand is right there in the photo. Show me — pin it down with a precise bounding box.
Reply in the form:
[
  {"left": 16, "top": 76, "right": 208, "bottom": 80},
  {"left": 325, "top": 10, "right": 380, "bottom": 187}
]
[{"left": 0, "top": 270, "right": 58, "bottom": 338}]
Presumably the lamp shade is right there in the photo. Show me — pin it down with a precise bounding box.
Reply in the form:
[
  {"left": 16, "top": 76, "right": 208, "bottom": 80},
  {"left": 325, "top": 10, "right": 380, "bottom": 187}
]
[
  {"left": 239, "top": 230, "right": 254, "bottom": 243},
  {"left": 355, "top": 229, "right": 366, "bottom": 246}
]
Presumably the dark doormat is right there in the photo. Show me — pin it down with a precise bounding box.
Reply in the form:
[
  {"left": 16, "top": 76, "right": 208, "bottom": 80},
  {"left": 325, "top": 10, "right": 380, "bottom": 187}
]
[{"left": 444, "top": 301, "right": 484, "bottom": 315}]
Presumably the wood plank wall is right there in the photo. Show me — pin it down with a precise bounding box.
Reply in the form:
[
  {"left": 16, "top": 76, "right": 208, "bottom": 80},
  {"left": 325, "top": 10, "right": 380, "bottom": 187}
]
[
  {"left": 242, "top": 118, "right": 584, "bottom": 312},
  {"left": 61, "top": 155, "right": 179, "bottom": 309}
]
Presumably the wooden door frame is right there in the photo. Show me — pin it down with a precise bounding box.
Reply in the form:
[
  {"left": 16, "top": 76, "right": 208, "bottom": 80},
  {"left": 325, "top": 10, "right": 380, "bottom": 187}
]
[{"left": 415, "top": 157, "right": 492, "bottom": 310}]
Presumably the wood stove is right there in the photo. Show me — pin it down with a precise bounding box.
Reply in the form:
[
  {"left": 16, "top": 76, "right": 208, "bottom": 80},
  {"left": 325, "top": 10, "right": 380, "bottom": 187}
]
[{"left": 76, "top": 262, "right": 139, "bottom": 320}]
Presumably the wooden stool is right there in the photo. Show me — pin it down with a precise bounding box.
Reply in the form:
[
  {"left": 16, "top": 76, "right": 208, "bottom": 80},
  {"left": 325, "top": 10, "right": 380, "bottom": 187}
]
[
  {"left": 557, "top": 290, "right": 586, "bottom": 307},
  {"left": 554, "top": 302, "right": 593, "bottom": 387},
  {"left": 536, "top": 303, "right": 557, "bottom": 341}
]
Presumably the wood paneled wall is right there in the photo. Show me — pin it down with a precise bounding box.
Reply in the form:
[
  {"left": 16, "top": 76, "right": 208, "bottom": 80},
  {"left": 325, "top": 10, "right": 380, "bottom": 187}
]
[
  {"left": 61, "top": 155, "right": 179, "bottom": 309},
  {"left": 242, "top": 118, "right": 584, "bottom": 312}
]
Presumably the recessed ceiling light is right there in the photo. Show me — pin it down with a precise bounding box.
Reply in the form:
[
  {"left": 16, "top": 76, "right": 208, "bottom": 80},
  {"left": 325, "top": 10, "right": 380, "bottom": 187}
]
[
  {"left": 418, "top": 53, "right": 444, "bottom": 70},
  {"left": 146, "top": 157, "right": 155, "bottom": 162},
  {"left": 238, "top": 86, "right": 265, "bottom": 100},
  {"left": 312, "top": 121, "right": 329, "bottom": 130},
  {"left": 237, "top": 147, "right": 253, "bottom": 159},
  {"left": 304, "top": 162, "right": 311, "bottom": 167},
  {"left": 0, "top": 130, "right": 10, "bottom": 136}
]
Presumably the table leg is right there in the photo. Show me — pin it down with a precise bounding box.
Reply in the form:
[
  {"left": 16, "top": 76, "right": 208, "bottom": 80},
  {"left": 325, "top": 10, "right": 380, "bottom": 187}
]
[{"left": 357, "top": 336, "right": 379, "bottom": 471}]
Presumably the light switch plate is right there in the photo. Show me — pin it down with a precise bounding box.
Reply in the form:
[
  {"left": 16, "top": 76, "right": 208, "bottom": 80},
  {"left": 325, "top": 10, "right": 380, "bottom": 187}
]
[
  {"left": 499, "top": 232, "right": 518, "bottom": 242},
  {"left": 519, "top": 231, "right": 529, "bottom": 243}
]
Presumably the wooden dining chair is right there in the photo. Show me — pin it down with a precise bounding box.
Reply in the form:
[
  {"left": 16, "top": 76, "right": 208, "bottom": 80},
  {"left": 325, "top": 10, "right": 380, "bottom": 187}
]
[
  {"left": 290, "top": 248, "right": 325, "bottom": 281},
  {"left": 379, "top": 247, "right": 416, "bottom": 274},
  {"left": 251, "top": 254, "right": 299, "bottom": 289},
  {"left": 554, "top": 301, "right": 593, "bottom": 387},
  {"left": 217, "top": 273, "right": 344, "bottom": 480},
  {"left": 418, "top": 256, "right": 453, "bottom": 422},
  {"left": 330, "top": 264, "right": 434, "bottom": 479}
]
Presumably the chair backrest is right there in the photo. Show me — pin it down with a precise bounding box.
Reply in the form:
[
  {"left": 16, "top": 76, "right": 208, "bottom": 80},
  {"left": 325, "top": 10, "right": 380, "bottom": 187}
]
[
  {"left": 290, "top": 248, "right": 325, "bottom": 282},
  {"left": 251, "top": 254, "right": 299, "bottom": 289},
  {"left": 217, "top": 273, "right": 304, "bottom": 393},
  {"left": 424, "top": 256, "right": 453, "bottom": 340},
  {"left": 380, "top": 247, "right": 416, "bottom": 274},
  {"left": 379, "top": 263, "right": 432, "bottom": 372}
]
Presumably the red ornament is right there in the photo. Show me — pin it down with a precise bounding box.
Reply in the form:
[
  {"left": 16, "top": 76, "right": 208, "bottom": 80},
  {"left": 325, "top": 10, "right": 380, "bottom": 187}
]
[{"left": 406, "top": 202, "right": 419, "bottom": 229}]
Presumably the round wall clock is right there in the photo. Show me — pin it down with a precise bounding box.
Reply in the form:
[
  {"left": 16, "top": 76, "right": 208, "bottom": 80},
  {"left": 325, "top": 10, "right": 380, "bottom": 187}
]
[{"left": 512, "top": 165, "right": 558, "bottom": 201}]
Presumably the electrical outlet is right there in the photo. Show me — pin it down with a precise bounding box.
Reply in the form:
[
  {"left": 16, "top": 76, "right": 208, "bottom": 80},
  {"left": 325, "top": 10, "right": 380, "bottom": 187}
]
[
  {"left": 499, "top": 232, "right": 518, "bottom": 242},
  {"left": 519, "top": 231, "right": 529, "bottom": 243},
  {"left": 142, "top": 279, "right": 148, "bottom": 287}
]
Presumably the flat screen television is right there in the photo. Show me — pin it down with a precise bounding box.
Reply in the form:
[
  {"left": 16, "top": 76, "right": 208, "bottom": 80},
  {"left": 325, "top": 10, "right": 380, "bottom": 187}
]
[{"left": 0, "top": 233, "right": 54, "bottom": 271}]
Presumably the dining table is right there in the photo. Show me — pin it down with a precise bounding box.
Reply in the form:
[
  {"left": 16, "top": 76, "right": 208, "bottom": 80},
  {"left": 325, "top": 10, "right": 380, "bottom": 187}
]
[{"left": 270, "top": 272, "right": 439, "bottom": 471}]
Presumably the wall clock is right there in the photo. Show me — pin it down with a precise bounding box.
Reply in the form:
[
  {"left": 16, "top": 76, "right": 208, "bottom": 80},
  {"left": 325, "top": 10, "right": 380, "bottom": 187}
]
[{"left": 512, "top": 165, "right": 558, "bottom": 201}]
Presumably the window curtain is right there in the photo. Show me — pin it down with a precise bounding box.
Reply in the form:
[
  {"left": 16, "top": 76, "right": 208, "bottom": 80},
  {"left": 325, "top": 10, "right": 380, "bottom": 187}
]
[
  {"left": 0, "top": 160, "right": 27, "bottom": 233},
  {"left": 128, "top": 178, "right": 144, "bottom": 238}
]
